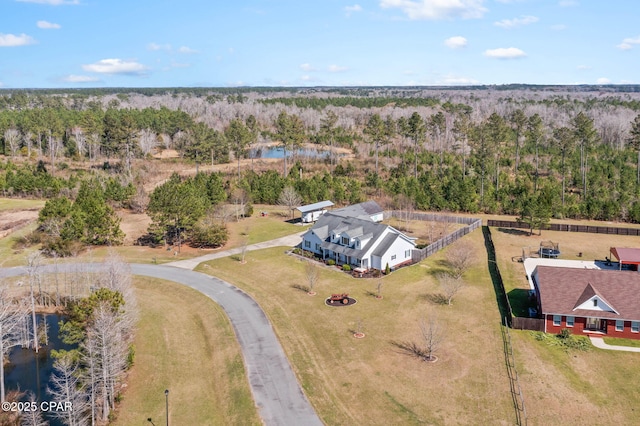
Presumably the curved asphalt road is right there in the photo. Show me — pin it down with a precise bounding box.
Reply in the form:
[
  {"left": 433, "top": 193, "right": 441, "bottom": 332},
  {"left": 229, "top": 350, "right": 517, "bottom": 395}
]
[{"left": 0, "top": 263, "right": 323, "bottom": 426}]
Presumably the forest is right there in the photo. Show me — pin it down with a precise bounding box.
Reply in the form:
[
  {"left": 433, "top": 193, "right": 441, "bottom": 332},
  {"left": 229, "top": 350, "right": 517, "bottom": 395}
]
[{"left": 2, "top": 86, "right": 640, "bottom": 247}]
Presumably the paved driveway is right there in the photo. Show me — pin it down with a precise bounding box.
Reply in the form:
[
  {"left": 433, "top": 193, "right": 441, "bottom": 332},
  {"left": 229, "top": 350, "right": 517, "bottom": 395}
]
[
  {"left": 0, "top": 263, "right": 323, "bottom": 426},
  {"left": 165, "top": 231, "right": 306, "bottom": 270}
]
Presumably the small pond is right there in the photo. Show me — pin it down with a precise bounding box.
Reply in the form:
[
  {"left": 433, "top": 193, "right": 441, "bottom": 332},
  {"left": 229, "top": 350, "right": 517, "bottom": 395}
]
[
  {"left": 5, "top": 313, "right": 74, "bottom": 426},
  {"left": 249, "top": 146, "right": 342, "bottom": 159}
]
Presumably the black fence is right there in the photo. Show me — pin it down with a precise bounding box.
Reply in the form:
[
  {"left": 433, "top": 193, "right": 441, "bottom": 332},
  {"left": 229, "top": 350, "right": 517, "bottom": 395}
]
[{"left": 487, "top": 220, "right": 640, "bottom": 236}]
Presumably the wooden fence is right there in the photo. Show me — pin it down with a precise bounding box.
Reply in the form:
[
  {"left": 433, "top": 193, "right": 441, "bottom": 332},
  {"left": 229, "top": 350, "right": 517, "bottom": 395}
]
[
  {"left": 487, "top": 220, "right": 640, "bottom": 236},
  {"left": 406, "top": 217, "right": 483, "bottom": 263},
  {"left": 512, "top": 317, "right": 544, "bottom": 332}
]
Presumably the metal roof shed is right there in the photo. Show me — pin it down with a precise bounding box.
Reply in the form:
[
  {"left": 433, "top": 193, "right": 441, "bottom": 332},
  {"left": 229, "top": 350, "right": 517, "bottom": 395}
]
[
  {"left": 297, "top": 200, "right": 334, "bottom": 223},
  {"left": 610, "top": 247, "right": 640, "bottom": 270}
]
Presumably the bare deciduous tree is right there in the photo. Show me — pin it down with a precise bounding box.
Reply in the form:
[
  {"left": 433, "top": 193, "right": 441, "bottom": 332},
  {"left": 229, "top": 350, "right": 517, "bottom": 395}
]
[
  {"left": 437, "top": 273, "right": 465, "bottom": 306},
  {"left": 305, "top": 262, "right": 320, "bottom": 295},
  {"left": 21, "top": 392, "right": 49, "bottom": 426},
  {"left": 0, "top": 288, "right": 26, "bottom": 402},
  {"left": 138, "top": 128, "right": 158, "bottom": 157},
  {"left": 231, "top": 187, "right": 250, "bottom": 222},
  {"left": 445, "top": 241, "right": 477, "bottom": 279},
  {"left": 4, "top": 128, "right": 21, "bottom": 158},
  {"left": 419, "top": 316, "right": 443, "bottom": 361},
  {"left": 278, "top": 186, "right": 302, "bottom": 219},
  {"left": 71, "top": 126, "right": 86, "bottom": 160},
  {"left": 47, "top": 355, "right": 89, "bottom": 426},
  {"left": 26, "top": 252, "right": 43, "bottom": 353}
]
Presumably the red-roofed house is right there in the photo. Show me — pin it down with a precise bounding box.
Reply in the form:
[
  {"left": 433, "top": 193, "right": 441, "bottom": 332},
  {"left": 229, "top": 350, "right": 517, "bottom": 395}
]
[{"left": 532, "top": 266, "right": 640, "bottom": 339}]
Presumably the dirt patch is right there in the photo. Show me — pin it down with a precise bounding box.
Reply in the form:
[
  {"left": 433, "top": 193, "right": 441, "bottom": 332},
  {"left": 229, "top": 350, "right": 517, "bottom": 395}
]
[{"left": 0, "top": 209, "right": 39, "bottom": 239}]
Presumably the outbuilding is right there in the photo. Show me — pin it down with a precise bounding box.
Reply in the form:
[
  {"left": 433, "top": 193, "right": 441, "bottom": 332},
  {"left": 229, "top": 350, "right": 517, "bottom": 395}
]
[{"left": 297, "top": 200, "right": 334, "bottom": 223}]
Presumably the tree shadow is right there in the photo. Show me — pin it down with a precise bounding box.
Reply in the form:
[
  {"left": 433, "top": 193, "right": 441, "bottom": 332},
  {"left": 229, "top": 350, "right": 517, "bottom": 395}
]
[
  {"left": 497, "top": 227, "right": 531, "bottom": 237},
  {"left": 421, "top": 293, "right": 449, "bottom": 305},
  {"left": 508, "top": 288, "right": 535, "bottom": 317},
  {"left": 290, "top": 284, "right": 310, "bottom": 293},
  {"left": 482, "top": 226, "right": 512, "bottom": 326},
  {"left": 389, "top": 340, "right": 429, "bottom": 360}
]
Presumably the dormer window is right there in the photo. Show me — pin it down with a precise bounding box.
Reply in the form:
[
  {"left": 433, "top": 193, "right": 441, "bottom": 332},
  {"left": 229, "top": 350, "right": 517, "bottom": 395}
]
[
  {"left": 341, "top": 236, "right": 349, "bottom": 245},
  {"left": 593, "top": 299, "right": 598, "bottom": 307}
]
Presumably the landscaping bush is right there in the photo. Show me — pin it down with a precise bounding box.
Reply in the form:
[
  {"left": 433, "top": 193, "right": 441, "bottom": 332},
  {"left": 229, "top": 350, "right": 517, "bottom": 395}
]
[
  {"left": 327, "top": 259, "right": 336, "bottom": 266},
  {"left": 342, "top": 264, "right": 351, "bottom": 272}
]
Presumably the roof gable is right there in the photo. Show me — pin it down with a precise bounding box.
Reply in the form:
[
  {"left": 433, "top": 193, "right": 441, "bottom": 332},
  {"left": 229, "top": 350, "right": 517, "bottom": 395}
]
[{"left": 572, "top": 283, "right": 618, "bottom": 314}]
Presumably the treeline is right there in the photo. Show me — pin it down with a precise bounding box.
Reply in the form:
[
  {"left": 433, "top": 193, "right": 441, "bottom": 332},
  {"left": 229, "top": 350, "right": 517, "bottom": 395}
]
[
  {"left": 4, "top": 88, "right": 640, "bottom": 228},
  {"left": 259, "top": 96, "right": 440, "bottom": 110}
]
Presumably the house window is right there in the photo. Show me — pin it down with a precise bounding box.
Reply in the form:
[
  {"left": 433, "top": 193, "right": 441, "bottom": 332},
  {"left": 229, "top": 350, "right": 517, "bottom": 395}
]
[
  {"left": 405, "top": 250, "right": 411, "bottom": 258},
  {"left": 391, "top": 255, "right": 396, "bottom": 261},
  {"left": 593, "top": 299, "right": 598, "bottom": 307},
  {"left": 341, "top": 236, "right": 349, "bottom": 245},
  {"left": 553, "top": 315, "right": 561, "bottom": 326},
  {"left": 304, "top": 240, "right": 311, "bottom": 248},
  {"left": 315, "top": 243, "right": 321, "bottom": 251},
  {"left": 566, "top": 316, "right": 574, "bottom": 327},
  {"left": 632, "top": 321, "right": 639, "bottom": 333},
  {"left": 616, "top": 320, "right": 624, "bottom": 331}
]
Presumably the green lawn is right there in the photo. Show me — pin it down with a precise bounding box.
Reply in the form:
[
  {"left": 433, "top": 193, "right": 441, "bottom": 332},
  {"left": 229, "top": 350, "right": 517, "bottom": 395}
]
[
  {"left": 112, "top": 277, "right": 260, "bottom": 426},
  {"left": 195, "top": 231, "right": 515, "bottom": 425},
  {"left": 603, "top": 337, "right": 640, "bottom": 348}
]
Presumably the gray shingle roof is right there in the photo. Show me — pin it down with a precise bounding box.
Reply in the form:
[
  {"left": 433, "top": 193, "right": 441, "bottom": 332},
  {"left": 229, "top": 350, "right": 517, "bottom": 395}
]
[
  {"left": 303, "top": 212, "right": 388, "bottom": 258},
  {"left": 330, "top": 201, "right": 383, "bottom": 221}
]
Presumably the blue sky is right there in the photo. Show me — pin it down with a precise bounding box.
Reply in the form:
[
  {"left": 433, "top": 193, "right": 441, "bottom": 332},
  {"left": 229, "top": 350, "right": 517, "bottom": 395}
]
[{"left": 1, "top": 0, "right": 639, "bottom": 88}]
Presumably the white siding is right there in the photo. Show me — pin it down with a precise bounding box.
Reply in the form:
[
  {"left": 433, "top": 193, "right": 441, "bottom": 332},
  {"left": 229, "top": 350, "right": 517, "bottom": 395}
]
[
  {"left": 302, "top": 231, "right": 324, "bottom": 255},
  {"left": 379, "top": 237, "right": 415, "bottom": 270}
]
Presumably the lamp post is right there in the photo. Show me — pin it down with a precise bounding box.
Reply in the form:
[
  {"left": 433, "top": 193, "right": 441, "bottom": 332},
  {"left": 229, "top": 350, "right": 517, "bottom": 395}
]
[{"left": 164, "top": 389, "right": 169, "bottom": 426}]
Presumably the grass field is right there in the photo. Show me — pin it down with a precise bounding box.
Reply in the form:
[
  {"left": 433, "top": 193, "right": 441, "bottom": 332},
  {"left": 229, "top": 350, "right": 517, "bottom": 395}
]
[
  {"left": 112, "top": 277, "right": 260, "bottom": 426},
  {"left": 490, "top": 226, "right": 640, "bottom": 425},
  {"left": 195, "top": 231, "right": 515, "bottom": 425}
]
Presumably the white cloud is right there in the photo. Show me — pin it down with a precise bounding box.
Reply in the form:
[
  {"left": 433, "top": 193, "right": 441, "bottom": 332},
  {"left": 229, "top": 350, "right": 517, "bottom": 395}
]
[
  {"left": 37, "top": 20, "right": 61, "bottom": 29},
  {"left": 300, "top": 63, "right": 317, "bottom": 72},
  {"left": 148, "top": 43, "right": 171, "bottom": 51},
  {"left": 62, "top": 74, "right": 99, "bottom": 83},
  {"left": 484, "top": 47, "right": 526, "bottom": 59},
  {"left": 596, "top": 77, "right": 611, "bottom": 84},
  {"left": 577, "top": 64, "right": 591, "bottom": 70},
  {"left": 328, "top": 64, "right": 348, "bottom": 72},
  {"left": 494, "top": 15, "right": 538, "bottom": 29},
  {"left": 17, "top": 0, "right": 79, "bottom": 4},
  {"left": 379, "top": 0, "right": 487, "bottom": 20},
  {"left": 177, "top": 46, "right": 198, "bottom": 54},
  {"left": 617, "top": 36, "right": 640, "bottom": 50},
  {"left": 0, "top": 33, "right": 36, "bottom": 47},
  {"left": 345, "top": 4, "right": 363, "bottom": 16},
  {"left": 82, "top": 59, "right": 148, "bottom": 75},
  {"left": 444, "top": 36, "right": 467, "bottom": 49}
]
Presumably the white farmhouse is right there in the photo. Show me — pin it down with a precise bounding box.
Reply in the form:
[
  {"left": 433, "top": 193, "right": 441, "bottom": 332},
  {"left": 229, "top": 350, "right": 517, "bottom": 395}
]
[{"left": 300, "top": 202, "right": 416, "bottom": 271}]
